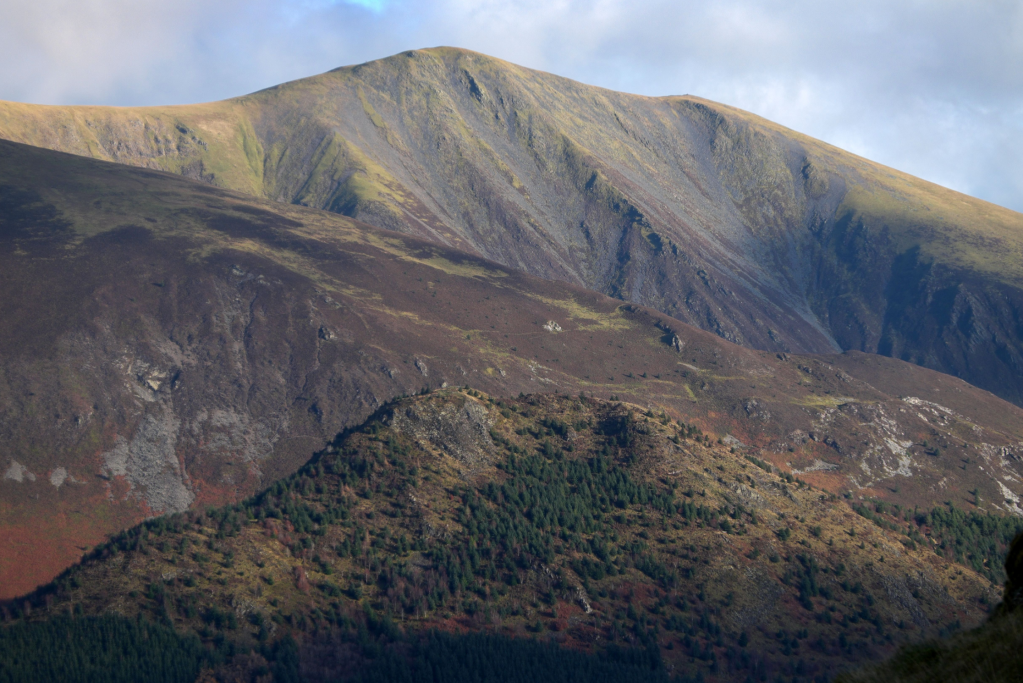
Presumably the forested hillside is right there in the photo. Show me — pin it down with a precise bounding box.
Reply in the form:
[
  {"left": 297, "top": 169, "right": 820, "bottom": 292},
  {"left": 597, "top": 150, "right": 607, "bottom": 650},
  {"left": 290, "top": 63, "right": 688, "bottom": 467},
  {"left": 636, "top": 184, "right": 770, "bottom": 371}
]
[
  {"left": 4, "top": 390, "right": 1015, "bottom": 683},
  {"left": 838, "top": 531, "right": 1023, "bottom": 683}
]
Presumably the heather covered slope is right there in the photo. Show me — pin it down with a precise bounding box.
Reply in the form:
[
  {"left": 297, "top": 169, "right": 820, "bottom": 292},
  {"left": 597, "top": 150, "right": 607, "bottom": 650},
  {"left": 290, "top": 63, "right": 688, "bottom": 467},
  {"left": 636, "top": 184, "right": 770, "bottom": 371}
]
[
  {"left": 4, "top": 391, "right": 1006, "bottom": 683},
  {"left": 1, "top": 48, "right": 1022, "bottom": 404},
  {"left": 3, "top": 139, "right": 1023, "bottom": 603}
]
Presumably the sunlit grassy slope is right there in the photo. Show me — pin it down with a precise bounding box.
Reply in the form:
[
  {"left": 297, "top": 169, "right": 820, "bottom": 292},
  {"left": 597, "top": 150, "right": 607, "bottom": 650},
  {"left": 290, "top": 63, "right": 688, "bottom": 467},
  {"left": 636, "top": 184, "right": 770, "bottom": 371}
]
[
  {"left": 2, "top": 48, "right": 1022, "bottom": 405},
  {"left": 697, "top": 96, "right": 1023, "bottom": 284}
]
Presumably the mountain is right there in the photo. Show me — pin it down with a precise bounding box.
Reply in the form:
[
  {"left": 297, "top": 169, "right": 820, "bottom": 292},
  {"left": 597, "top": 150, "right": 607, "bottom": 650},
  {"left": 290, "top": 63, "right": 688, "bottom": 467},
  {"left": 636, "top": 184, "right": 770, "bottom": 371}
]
[
  {"left": 2, "top": 138, "right": 1023, "bottom": 604},
  {"left": 1, "top": 390, "right": 1006, "bottom": 683},
  {"left": 1, "top": 48, "right": 1022, "bottom": 406}
]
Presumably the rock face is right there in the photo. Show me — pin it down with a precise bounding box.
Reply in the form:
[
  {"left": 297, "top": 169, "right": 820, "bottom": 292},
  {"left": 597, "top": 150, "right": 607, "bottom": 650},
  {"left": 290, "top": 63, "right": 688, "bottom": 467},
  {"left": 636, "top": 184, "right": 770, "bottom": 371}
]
[
  {"left": 99, "top": 411, "right": 194, "bottom": 514},
  {"left": 1, "top": 49, "right": 1022, "bottom": 404},
  {"left": 391, "top": 396, "right": 495, "bottom": 474}
]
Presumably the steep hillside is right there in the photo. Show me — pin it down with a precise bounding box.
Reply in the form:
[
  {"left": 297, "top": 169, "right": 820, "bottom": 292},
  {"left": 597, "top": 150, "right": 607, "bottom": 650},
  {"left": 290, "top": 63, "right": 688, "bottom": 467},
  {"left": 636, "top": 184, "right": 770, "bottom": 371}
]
[
  {"left": 1, "top": 48, "right": 1022, "bottom": 404},
  {"left": 838, "top": 532, "right": 1023, "bottom": 683},
  {"left": 3, "top": 139, "right": 1023, "bottom": 603},
  {"left": 3, "top": 391, "right": 1007, "bottom": 683},
  {"left": 838, "top": 607, "right": 1023, "bottom": 683}
]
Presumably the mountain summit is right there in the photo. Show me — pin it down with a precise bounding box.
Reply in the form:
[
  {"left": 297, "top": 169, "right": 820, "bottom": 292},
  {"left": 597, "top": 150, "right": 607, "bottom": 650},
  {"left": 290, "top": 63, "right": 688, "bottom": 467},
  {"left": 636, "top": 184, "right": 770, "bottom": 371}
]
[{"left": 2, "top": 48, "right": 1022, "bottom": 404}]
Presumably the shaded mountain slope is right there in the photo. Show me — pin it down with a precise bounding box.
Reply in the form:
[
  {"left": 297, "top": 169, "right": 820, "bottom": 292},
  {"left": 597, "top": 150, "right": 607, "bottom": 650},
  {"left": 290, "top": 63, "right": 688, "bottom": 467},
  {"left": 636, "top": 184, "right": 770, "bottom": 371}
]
[
  {"left": 838, "top": 531, "right": 1023, "bottom": 683},
  {"left": 2, "top": 139, "right": 1023, "bottom": 602},
  {"left": 4, "top": 391, "right": 1005, "bottom": 683},
  {"left": 1, "top": 48, "right": 1022, "bottom": 404},
  {"left": 840, "top": 610, "right": 1023, "bottom": 683}
]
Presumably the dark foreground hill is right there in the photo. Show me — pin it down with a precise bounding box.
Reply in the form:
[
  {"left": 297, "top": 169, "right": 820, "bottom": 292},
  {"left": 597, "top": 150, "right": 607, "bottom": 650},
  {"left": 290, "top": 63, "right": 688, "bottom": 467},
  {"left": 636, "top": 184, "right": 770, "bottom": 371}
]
[
  {"left": 1, "top": 390, "right": 1010, "bottom": 683},
  {"left": 2, "top": 139, "right": 1023, "bottom": 602},
  {"left": 2, "top": 48, "right": 1023, "bottom": 405},
  {"left": 838, "top": 608, "right": 1023, "bottom": 683},
  {"left": 838, "top": 532, "right": 1023, "bottom": 683}
]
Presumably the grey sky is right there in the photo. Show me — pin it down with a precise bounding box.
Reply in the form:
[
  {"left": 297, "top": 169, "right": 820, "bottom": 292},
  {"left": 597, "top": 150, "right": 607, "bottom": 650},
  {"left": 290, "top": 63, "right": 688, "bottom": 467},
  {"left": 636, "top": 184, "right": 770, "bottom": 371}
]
[{"left": 1, "top": 0, "right": 1020, "bottom": 211}]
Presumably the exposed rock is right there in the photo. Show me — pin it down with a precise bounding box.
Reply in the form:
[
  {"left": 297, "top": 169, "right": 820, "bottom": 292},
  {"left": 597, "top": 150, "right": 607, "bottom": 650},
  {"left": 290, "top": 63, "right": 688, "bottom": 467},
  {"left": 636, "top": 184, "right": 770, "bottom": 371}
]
[
  {"left": 743, "top": 399, "right": 771, "bottom": 422},
  {"left": 880, "top": 572, "right": 928, "bottom": 628},
  {"left": 49, "top": 467, "right": 68, "bottom": 488},
  {"left": 191, "top": 408, "right": 281, "bottom": 466},
  {"left": 3, "top": 460, "right": 35, "bottom": 483},
  {"left": 575, "top": 586, "right": 592, "bottom": 614},
  {"left": 391, "top": 397, "right": 494, "bottom": 473},
  {"left": 791, "top": 460, "right": 839, "bottom": 475},
  {"left": 100, "top": 409, "right": 194, "bottom": 514},
  {"left": 728, "top": 482, "right": 767, "bottom": 509},
  {"left": 542, "top": 320, "right": 562, "bottom": 333},
  {"left": 801, "top": 158, "right": 829, "bottom": 199},
  {"left": 129, "top": 359, "right": 172, "bottom": 394}
]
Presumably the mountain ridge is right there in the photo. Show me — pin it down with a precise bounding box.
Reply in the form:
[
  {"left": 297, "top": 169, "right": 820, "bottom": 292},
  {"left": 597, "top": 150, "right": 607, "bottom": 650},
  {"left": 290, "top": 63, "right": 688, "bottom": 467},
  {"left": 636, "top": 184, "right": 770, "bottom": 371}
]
[{"left": 2, "top": 47, "right": 1022, "bottom": 404}]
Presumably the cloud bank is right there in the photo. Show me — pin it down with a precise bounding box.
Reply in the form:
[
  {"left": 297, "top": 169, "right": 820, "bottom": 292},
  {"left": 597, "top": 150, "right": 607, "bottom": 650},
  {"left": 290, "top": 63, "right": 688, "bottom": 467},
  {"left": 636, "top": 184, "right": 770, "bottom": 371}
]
[{"left": 0, "top": 0, "right": 1020, "bottom": 211}]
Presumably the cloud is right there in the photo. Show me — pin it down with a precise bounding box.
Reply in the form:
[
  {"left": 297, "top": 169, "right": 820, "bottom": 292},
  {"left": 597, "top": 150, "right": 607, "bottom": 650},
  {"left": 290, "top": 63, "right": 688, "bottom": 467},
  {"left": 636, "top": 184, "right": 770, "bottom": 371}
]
[{"left": 0, "top": 0, "right": 1020, "bottom": 211}]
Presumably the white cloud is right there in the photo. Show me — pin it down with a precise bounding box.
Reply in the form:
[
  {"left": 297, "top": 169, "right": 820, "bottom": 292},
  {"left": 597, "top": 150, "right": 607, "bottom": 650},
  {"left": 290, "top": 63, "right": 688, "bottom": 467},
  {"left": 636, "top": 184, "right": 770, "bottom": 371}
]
[{"left": 0, "top": 0, "right": 1020, "bottom": 210}]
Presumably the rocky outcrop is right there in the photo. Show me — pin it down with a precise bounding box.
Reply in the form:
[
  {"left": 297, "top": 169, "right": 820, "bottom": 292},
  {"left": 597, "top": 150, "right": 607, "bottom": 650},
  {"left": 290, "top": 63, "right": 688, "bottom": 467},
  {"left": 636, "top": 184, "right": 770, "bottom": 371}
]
[
  {"left": 391, "top": 396, "right": 495, "bottom": 473},
  {"left": 100, "top": 409, "right": 193, "bottom": 514}
]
